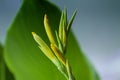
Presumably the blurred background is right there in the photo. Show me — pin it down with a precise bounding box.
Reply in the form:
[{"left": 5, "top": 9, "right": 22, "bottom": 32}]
[{"left": 0, "top": 0, "right": 120, "bottom": 80}]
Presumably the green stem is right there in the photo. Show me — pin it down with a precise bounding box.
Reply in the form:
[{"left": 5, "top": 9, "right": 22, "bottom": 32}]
[{"left": 66, "top": 60, "right": 75, "bottom": 80}]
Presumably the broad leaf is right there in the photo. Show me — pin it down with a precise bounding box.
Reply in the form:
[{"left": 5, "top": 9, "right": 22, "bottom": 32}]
[{"left": 4, "top": 0, "right": 99, "bottom": 80}]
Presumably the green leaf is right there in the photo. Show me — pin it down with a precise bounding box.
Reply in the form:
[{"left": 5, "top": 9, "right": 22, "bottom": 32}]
[
  {"left": 66, "top": 32, "right": 100, "bottom": 80},
  {"left": 0, "top": 44, "right": 14, "bottom": 80},
  {"left": 4, "top": 0, "right": 100, "bottom": 80},
  {"left": 0, "top": 44, "right": 2, "bottom": 58},
  {"left": 0, "top": 44, "right": 4, "bottom": 80}
]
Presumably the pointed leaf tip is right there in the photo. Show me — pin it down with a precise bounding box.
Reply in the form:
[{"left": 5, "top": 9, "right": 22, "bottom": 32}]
[{"left": 67, "top": 10, "right": 77, "bottom": 34}]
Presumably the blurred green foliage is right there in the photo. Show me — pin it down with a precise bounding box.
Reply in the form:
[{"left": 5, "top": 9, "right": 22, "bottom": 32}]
[{"left": 0, "top": 44, "right": 14, "bottom": 80}]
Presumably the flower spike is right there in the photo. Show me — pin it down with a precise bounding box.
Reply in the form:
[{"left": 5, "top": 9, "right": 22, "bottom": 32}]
[{"left": 32, "top": 8, "right": 77, "bottom": 80}]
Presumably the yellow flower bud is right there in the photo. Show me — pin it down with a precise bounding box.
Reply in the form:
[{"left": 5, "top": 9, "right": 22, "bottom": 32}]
[
  {"left": 32, "top": 32, "right": 59, "bottom": 67},
  {"left": 51, "top": 43, "right": 66, "bottom": 66},
  {"left": 44, "top": 14, "right": 56, "bottom": 44}
]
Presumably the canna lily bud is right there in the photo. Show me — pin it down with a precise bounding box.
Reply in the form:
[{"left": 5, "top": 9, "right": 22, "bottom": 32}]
[
  {"left": 51, "top": 43, "right": 66, "bottom": 66},
  {"left": 32, "top": 32, "right": 60, "bottom": 67},
  {"left": 44, "top": 14, "right": 56, "bottom": 45}
]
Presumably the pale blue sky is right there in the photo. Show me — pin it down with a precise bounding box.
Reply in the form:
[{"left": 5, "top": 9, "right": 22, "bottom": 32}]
[{"left": 0, "top": 0, "right": 120, "bottom": 80}]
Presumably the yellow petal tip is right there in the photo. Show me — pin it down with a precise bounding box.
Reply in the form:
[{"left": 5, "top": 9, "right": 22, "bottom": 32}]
[
  {"left": 32, "top": 32, "right": 35, "bottom": 35},
  {"left": 44, "top": 14, "right": 47, "bottom": 18}
]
